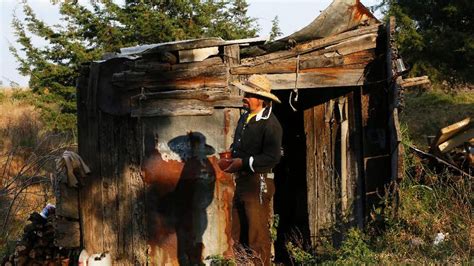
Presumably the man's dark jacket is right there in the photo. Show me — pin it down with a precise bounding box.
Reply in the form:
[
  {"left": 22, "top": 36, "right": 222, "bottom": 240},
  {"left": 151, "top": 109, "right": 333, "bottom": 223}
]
[{"left": 231, "top": 107, "right": 282, "bottom": 173}]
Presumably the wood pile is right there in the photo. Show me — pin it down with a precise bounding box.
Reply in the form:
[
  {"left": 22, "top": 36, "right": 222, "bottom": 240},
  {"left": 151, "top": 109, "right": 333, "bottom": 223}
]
[
  {"left": 430, "top": 117, "right": 474, "bottom": 171},
  {"left": 1, "top": 213, "right": 71, "bottom": 266}
]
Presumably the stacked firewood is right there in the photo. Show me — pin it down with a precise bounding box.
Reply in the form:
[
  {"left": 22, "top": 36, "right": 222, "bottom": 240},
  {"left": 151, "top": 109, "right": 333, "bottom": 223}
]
[
  {"left": 430, "top": 118, "right": 473, "bottom": 172},
  {"left": 1, "top": 212, "right": 70, "bottom": 266}
]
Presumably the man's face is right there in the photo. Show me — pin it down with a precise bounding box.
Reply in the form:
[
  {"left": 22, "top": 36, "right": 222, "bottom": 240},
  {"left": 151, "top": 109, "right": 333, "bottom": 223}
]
[{"left": 243, "top": 92, "right": 263, "bottom": 112}]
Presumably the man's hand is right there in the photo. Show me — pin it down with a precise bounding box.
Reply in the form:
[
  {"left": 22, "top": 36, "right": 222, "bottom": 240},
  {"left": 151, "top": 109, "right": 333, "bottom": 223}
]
[{"left": 223, "top": 158, "right": 242, "bottom": 173}]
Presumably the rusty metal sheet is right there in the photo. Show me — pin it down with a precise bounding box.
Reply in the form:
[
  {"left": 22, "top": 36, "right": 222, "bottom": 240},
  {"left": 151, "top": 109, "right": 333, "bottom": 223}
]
[{"left": 141, "top": 109, "right": 240, "bottom": 265}]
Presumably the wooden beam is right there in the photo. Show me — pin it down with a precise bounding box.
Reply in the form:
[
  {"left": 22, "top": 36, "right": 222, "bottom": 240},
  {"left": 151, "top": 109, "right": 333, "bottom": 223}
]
[{"left": 264, "top": 68, "right": 366, "bottom": 90}]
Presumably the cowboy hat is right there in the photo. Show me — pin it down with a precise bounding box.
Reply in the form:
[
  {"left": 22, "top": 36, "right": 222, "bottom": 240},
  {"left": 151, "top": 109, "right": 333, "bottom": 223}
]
[{"left": 231, "top": 75, "right": 281, "bottom": 103}]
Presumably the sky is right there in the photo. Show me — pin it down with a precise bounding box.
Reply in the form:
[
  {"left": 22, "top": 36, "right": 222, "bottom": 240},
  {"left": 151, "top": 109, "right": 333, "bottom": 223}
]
[{"left": 0, "top": 0, "right": 380, "bottom": 87}]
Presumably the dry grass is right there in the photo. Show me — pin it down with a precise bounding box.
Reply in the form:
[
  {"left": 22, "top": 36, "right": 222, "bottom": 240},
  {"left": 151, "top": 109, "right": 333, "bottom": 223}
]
[{"left": 0, "top": 89, "right": 74, "bottom": 257}]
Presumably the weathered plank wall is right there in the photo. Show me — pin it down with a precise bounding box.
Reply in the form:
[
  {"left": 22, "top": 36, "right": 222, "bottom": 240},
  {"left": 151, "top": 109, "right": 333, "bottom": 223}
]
[
  {"left": 78, "top": 62, "right": 147, "bottom": 264},
  {"left": 303, "top": 90, "right": 364, "bottom": 245}
]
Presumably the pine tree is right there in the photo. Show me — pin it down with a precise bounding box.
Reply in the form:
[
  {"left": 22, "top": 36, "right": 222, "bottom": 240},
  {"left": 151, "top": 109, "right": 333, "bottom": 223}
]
[
  {"left": 376, "top": 0, "right": 473, "bottom": 84},
  {"left": 10, "top": 0, "right": 259, "bottom": 132},
  {"left": 269, "top": 16, "right": 283, "bottom": 41}
]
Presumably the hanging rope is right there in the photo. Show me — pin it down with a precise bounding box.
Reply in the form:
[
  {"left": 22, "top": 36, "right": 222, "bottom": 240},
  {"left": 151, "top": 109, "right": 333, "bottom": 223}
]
[{"left": 289, "top": 54, "right": 300, "bottom": 112}]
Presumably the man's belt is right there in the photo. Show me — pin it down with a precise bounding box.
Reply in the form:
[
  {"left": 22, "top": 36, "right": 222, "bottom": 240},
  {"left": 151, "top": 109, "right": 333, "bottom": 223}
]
[{"left": 239, "top": 171, "right": 274, "bottom": 179}]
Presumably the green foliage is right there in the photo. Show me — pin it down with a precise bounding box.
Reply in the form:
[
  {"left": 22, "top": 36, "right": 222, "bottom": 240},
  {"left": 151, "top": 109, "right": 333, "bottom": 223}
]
[
  {"left": 336, "top": 228, "right": 377, "bottom": 264},
  {"left": 10, "top": 0, "right": 259, "bottom": 132},
  {"left": 270, "top": 214, "right": 279, "bottom": 242},
  {"left": 269, "top": 16, "right": 283, "bottom": 41},
  {"left": 207, "top": 254, "right": 236, "bottom": 266},
  {"left": 286, "top": 241, "right": 316, "bottom": 265},
  {"left": 377, "top": 0, "right": 474, "bottom": 84}
]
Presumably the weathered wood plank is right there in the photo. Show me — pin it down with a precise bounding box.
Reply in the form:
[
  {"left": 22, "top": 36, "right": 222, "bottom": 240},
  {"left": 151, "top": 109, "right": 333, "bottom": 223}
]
[
  {"left": 263, "top": 68, "right": 366, "bottom": 90},
  {"left": 113, "top": 64, "right": 226, "bottom": 83},
  {"left": 112, "top": 65, "right": 228, "bottom": 90},
  {"left": 324, "top": 33, "right": 377, "bottom": 55},
  {"left": 232, "top": 50, "right": 374, "bottom": 75},
  {"left": 56, "top": 182, "right": 79, "bottom": 219},
  {"left": 304, "top": 107, "right": 316, "bottom": 244},
  {"left": 99, "top": 113, "right": 119, "bottom": 259},
  {"left": 78, "top": 63, "right": 104, "bottom": 254},
  {"left": 54, "top": 219, "right": 81, "bottom": 248},
  {"left": 242, "top": 24, "right": 380, "bottom": 65}
]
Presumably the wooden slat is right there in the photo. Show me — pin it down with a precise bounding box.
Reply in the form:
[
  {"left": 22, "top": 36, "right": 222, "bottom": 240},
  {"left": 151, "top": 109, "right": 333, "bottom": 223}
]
[
  {"left": 264, "top": 68, "right": 366, "bottom": 90},
  {"left": 304, "top": 107, "right": 316, "bottom": 243},
  {"left": 78, "top": 64, "right": 104, "bottom": 255},
  {"left": 100, "top": 112, "right": 119, "bottom": 258}
]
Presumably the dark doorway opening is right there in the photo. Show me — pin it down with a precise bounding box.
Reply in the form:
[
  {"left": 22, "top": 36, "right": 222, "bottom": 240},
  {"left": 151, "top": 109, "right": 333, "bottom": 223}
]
[{"left": 272, "top": 90, "right": 310, "bottom": 264}]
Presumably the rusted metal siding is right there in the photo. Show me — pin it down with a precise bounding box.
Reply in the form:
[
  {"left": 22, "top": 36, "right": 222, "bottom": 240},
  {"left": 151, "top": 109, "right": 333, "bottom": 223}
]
[{"left": 141, "top": 110, "right": 239, "bottom": 265}]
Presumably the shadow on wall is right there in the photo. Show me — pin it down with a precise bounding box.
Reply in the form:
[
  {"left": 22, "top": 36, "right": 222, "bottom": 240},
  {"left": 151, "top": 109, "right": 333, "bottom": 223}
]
[{"left": 143, "top": 131, "right": 216, "bottom": 265}]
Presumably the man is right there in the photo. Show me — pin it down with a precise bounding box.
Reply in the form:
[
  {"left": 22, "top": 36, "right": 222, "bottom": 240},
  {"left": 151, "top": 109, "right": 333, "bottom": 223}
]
[{"left": 220, "top": 75, "right": 282, "bottom": 265}]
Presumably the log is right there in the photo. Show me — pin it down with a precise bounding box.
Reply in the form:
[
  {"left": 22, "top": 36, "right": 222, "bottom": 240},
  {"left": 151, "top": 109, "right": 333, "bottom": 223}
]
[
  {"left": 131, "top": 96, "right": 243, "bottom": 117},
  {"left": 112, "top": 64, "right": 227, "bottom": 90},
  {"left": 130, "top": 89, "right": 230, "bottom": 101},
  {"left": 263, "top": 68, "right": 366, "bottom": 90}
]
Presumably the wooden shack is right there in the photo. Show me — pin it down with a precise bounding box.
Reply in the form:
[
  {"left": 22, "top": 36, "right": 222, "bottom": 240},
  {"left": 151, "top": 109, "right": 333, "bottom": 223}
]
[{"left": 76, "top": 0, "right": 404, "bottom": 264}]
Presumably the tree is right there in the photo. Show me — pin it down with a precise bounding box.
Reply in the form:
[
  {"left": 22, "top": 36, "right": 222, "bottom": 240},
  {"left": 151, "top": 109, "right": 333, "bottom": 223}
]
[
  {"left": 375, "top": 0, "right": 473, "bottom": 85},
  {"left": 10, "top": 0, "right": 259, "bottom": 133},
  {"left": 269, "top": 15, "right": 283, "bottom": 41}
]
